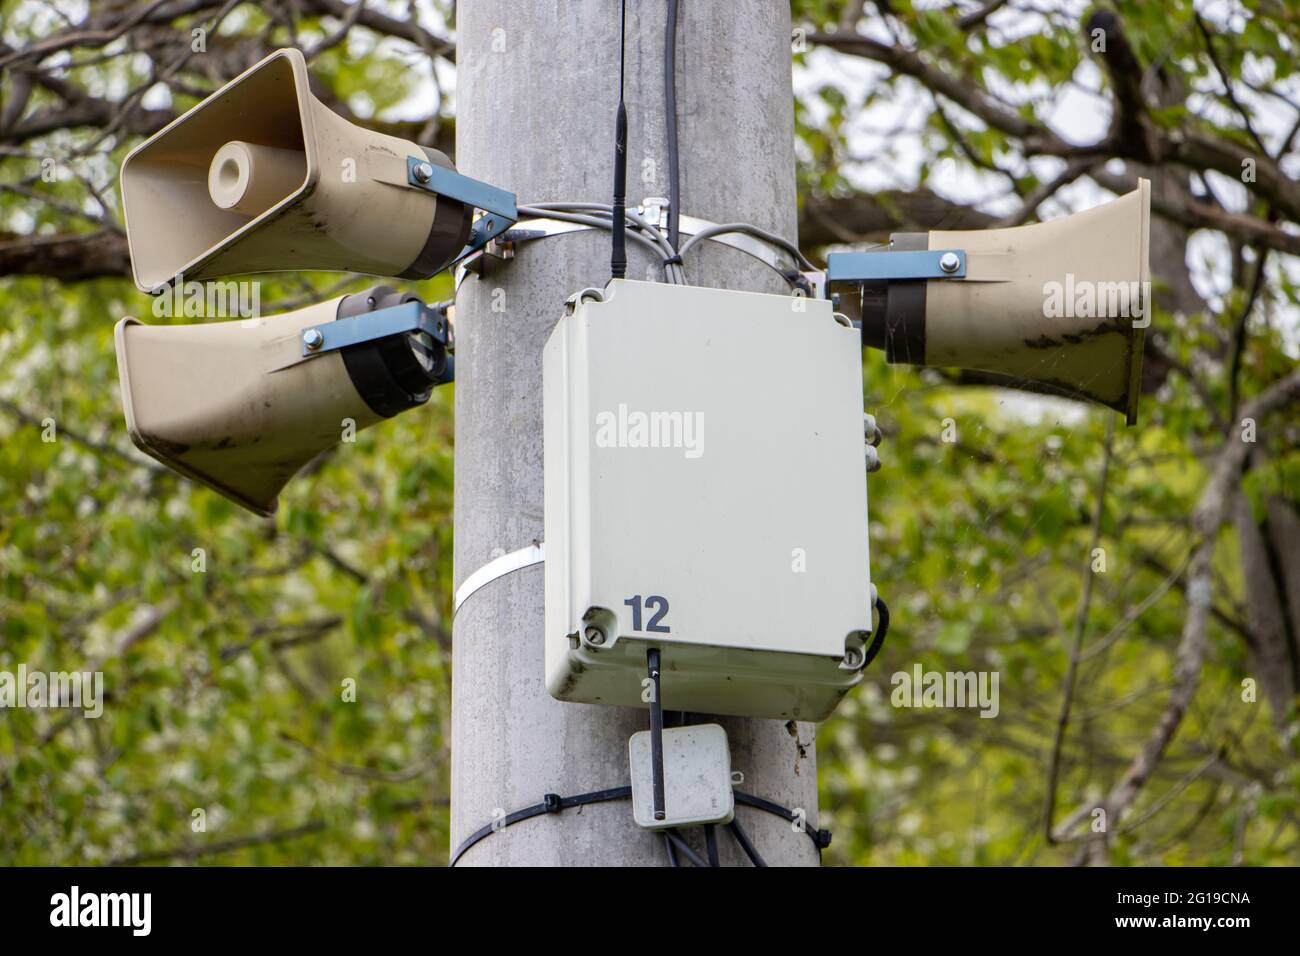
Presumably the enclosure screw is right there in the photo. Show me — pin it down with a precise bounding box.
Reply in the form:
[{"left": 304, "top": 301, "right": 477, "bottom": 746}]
[
  {"left": 584, "top": 627, "right": 605, "bottom": 646},
  {"left": 843, "top": 648, "right": 863, "bottom": 668}
]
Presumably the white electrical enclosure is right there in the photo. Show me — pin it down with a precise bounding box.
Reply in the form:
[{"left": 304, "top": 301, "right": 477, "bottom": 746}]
[{"left": 543, "top": 279, "right": 872, "bottom": 721}]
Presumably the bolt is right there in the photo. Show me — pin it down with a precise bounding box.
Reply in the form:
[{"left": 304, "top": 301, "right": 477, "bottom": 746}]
[
  {"left": 843, "top": 648, "right": 863, "bottom": 668},
  {"left": 584, "top": 627, "right": 605, "bottom": 646},
  {"left": 413, "top": 161, "right": 435, "bottom": 184},
  {"left": 302, "top": 328, "right": 325, "bottom": 350},
  {"left": 939, "top": 251, "right": 961, "bottom": 274}
]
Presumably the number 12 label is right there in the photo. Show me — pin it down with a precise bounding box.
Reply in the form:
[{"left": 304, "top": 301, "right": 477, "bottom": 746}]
[{"left": 624, "top": 595, "right": 670, "bottom": 633}]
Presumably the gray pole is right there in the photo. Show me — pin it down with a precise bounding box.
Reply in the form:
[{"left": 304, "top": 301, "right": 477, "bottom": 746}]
[{"left": 451, "top": 0, "right": 819, "bottom": 866}]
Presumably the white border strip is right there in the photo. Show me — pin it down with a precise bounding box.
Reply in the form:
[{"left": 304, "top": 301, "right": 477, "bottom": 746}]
[{"left": 454, "top": 542, "right": 545, "bottom": 616}]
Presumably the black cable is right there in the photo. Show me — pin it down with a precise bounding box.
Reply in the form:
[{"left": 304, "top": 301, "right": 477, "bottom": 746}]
[
  {"left": 861, "top": 594, "right": 891, "bottom": 670},
  {"left": 610, "top": 0, "right": 629, "bottom": 279},
  {"left": 728, "top": 818, "right": 767, "bottom": 867},
  {"left": 704, "top": 823, "right": 720, "bottom": 866},
  {"left": 664, "top": 0, "right": 681, "bottom": 250},
  {"left": 449, "top": 785, "right": 631, "bottom": 865},
  {"left": 663, "top": 832, "right": 679, "bottom": 866},
  {"left": 734, "top": 790, "right": 832, "bottom": 850},
  {"left": 665, "top": 828, "right": 709, "bottom": 867},
  {"left": 453, "top": 785, "right": 833, "bottom": 863}
]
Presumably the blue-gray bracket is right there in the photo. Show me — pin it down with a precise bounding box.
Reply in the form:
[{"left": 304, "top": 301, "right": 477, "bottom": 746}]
[
  {"left": 406, "top": 157, "right": 518, "bottom": 264},
  {"left": 826, "top": 249, "right": 967, "bottom": 286},
  {"left": 300, "top": 300, "right": 450, "bottom": 358}
]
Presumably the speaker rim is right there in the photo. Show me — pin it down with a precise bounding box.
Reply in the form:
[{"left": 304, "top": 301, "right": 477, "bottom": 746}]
[
  {"left": 114, "top": 316, "right": 281, "bottom": 516},
  {"left": 120, "top": 47, "right": 322, "bottom": 293}
]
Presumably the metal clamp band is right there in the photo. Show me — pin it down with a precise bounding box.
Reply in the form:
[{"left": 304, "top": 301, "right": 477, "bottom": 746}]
[
  {"left": 454, "top": 542, "right": 545, "bottom": 616},
  {"left": 454, "top": 212, "right": 803, "bottom": 290}
]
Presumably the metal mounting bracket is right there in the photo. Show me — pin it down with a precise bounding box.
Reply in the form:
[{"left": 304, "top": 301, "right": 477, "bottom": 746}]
[
  {"left": 298, "top": 300, "right": 450, "bottom": 359},
  {"left": 825, "top": 248, "right": 967, "bottom": 287},
  {"left": 406, "top": 157, "right": 519, "bottom": 265}
]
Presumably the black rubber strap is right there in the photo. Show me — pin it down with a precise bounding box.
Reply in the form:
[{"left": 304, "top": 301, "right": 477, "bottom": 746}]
[
  {"left": 881, "top": 231, "right": 928, "bottom": 365},
  {"left": 398, "top": 147, "right": 473, "bottom": 280}
]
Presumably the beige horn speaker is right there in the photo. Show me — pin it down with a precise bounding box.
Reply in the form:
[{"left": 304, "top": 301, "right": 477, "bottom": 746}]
[
  {"left": 855, "top": 179, "right": 1150, "bottom": 425},
  {"left": 120, "top": 47, "right": 472, "bottom": 292},
  {"left": 115, "top": 287, "right": 451, "bottom": 516}
]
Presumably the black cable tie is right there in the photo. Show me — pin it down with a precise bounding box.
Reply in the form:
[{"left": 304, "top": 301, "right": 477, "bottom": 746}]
[
  {"left": 814, "top": 828, "right": 833, "bottom": 849},
  {"left": 542, "top": 793, "right": 563, "bottom": 813},
  {"left": 664, "top": 254, "right": 683, "bottom": 266}
]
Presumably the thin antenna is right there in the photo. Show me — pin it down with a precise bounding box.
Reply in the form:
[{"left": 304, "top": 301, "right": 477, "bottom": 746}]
[
  {"left": 647, "top": 648, "right": 666, "bottom": 821},
  {"left": 610, "top": 0, "right": 628, "bottom": 280}
]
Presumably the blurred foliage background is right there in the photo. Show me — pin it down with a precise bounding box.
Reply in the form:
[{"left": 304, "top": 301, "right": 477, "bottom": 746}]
[{"left": 1, "top": 0, "right": 1298, "bottom": 865}]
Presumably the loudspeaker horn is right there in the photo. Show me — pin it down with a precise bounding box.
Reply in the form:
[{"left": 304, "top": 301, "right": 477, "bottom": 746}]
[
  {"left": 120, "top": 48, "right": 481, "bottom": 292},
  {"left": 115, "top": 287, "right": 451, "bottom": 516},
  {"left": 841, "top": 180, "right": 1150, "bottom": 424}
]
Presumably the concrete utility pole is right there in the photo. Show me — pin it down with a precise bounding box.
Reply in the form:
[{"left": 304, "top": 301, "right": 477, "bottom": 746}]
[{"left": 451, "top": 0, "right": 819, "bottom": 865}]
